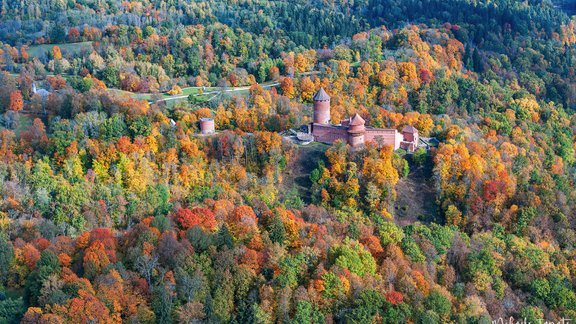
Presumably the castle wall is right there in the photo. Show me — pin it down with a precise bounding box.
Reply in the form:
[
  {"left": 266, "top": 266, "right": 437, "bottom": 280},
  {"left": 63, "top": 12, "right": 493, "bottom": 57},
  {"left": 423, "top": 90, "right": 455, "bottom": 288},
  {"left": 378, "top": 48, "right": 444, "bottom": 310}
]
[
  {"left": 400, "top": 130, "right": 418, "bottom": 152},
  {"left": 310, "top": 88, "right": 415, "bottom": 150},
  {"left": 312, "top": 124, "right": 406, "bottom": 149},
  {"left": 348, "top": 134, "right": 365, "bottom": 147},
  {"left": 364, "top": 128, "right": 401, "bottom": 150},
  {"left": 311, "top": 124, "right": 348, "bottom": 144},
  {"left": 400, "top": 141, "right": 417, "bottom": 151},
  {"left": 402, "top": 131, "right": 416, "bottom": 142}
]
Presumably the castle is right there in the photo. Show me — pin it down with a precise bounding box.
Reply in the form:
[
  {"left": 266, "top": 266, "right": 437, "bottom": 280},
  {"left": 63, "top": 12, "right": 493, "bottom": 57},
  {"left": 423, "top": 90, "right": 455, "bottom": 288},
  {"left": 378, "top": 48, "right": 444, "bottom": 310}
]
[{"left": 309, "top": 88, "right": 419, "bottom": 151}]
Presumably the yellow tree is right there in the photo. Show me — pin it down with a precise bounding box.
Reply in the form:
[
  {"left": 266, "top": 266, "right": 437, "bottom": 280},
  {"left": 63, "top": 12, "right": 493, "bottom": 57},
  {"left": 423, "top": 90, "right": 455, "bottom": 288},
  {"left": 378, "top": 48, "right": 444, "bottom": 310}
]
[
  {"left": 398, "top": 62, "right": 419, "bottom": 90},
  {"left": 325, "top": 140, "right": 348, "bottom": 176},
  {"left": 52, "top": 45, "right": 62, "bottom": 60},
  {"left": 362, "top": 145, "right": 399, "bottom": 188},
  {"left": 299, "top": 77, "right": 315, "bottom": 102},
  {"left": 215, "top": 104, "right": 232, "bottom": 129}
]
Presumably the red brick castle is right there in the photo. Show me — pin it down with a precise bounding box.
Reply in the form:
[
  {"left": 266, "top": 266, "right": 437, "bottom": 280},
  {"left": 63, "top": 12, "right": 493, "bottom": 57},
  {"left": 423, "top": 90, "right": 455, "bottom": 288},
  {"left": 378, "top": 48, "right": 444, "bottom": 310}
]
[{"left": 309, "top": 88, "right": 419, "bottom": 150}]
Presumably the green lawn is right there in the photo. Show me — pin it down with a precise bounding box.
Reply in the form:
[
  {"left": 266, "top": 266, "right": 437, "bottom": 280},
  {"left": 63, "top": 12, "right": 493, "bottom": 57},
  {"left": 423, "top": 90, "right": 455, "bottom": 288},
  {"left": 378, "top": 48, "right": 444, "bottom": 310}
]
[
  {"left": 27, "top": 41, "right": 93, "bottom": 58},
  {"left": 107, "top": 89, "right": 155, "bottom": 101},
  {"left": 15, "top": 114, "right": 33, "bottom": 136},
  {"left": 109, "top": 86, "right": 217, "bottom": 102}
]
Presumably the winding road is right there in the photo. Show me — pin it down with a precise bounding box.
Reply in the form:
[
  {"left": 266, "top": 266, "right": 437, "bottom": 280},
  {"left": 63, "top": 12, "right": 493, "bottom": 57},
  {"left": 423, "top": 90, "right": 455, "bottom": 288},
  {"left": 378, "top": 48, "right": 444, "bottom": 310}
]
[{"left": 152, "top": 82, "right": 280, "bottom": 103}]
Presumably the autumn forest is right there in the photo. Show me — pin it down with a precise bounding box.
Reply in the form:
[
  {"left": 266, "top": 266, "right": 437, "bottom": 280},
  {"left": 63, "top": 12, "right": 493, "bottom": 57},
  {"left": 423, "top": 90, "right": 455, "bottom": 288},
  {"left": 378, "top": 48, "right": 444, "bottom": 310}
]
[{"left": 0, "top": 0, "right": 575, "bottom": 323}]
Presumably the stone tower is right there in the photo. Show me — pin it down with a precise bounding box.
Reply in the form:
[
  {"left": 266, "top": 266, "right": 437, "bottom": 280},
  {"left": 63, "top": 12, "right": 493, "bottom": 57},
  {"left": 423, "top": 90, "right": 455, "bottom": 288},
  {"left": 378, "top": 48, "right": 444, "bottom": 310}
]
[
  {"left": 313, "top": 88, "right": 330, "bottom": 124},
  {"left": 199, "top": 118, "right": 215, "bottom": 134},
  {"left": 347, "top": 113, "right": 366, "bottom": 147}
]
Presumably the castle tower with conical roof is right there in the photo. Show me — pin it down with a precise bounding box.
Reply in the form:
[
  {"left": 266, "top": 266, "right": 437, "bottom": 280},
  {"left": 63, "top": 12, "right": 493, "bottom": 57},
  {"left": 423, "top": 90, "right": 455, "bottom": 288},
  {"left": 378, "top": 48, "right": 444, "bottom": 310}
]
[
  {"left": 313, "top": 88, "right": 330, "bottom": 124},
  {"left": 347, "top": 113, "right": 366, "bottom": 147}
]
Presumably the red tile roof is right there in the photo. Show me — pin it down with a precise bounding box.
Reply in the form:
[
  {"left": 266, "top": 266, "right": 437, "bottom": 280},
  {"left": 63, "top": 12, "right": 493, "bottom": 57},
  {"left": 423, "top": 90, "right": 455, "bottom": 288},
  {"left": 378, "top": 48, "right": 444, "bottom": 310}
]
[
  {"left": 402, "top": 125, "right": 418, "bottom": 133},
  {"left": 349, "top": 113, "right": 365, "bottom": 126}
]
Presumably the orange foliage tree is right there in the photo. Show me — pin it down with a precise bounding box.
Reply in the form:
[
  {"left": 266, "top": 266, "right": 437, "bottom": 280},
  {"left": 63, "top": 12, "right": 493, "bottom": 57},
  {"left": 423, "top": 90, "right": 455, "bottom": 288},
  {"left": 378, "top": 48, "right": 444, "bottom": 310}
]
[
  {"left": 9, "top": 90, "right": 24, "bottom": 111},
  {"left": 174, "top": 207, "right": 217, "bottom": 231}
]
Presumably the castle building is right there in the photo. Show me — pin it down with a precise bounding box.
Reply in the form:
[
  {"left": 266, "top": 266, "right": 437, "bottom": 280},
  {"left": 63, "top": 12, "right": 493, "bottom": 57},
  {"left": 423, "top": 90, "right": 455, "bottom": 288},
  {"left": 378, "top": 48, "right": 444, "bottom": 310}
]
[{"left": 309, "top": 88, "right": 419, "bottom": 151}]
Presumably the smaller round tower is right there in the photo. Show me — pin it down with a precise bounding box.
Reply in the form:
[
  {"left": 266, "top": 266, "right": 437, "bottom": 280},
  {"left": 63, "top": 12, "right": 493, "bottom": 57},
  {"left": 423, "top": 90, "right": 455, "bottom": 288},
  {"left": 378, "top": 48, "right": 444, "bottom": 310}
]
[
  {"left": 313, "top": 88, "right": 331, "bottom": 124},
  {"left": 199, "top": 118, "right": 215, "bottom": 134},
  {"left": 347, "top": 113, "right": 366, "bottom": 147}
]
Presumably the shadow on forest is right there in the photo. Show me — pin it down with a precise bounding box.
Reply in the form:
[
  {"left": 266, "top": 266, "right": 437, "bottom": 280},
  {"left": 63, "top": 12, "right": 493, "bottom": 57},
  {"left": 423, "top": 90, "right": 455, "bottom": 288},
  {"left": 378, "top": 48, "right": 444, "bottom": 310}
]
[
  {"left": 281, "top": 143, "right": 328, "bottom": 205},
  {"left": 394, "top": 154, "right": 442, "bottom": 226}
]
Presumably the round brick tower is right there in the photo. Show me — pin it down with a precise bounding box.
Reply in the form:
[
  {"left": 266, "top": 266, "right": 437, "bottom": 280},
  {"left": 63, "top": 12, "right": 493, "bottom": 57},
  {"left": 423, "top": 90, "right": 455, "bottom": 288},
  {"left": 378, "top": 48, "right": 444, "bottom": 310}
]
[
  {"left": 199, "top": 118, "right": 215, "bottom": 134},
  {"left": 347, "top": 113, "right": 366, "bottom": 147},
  {"left": 313, "top": 88, "right": 330, "bottom": 124}
]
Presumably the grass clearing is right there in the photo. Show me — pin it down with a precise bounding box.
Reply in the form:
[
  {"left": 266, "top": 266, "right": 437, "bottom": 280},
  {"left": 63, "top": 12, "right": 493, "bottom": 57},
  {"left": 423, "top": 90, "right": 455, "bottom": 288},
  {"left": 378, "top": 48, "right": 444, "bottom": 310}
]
[
  {"left": 110, "top": 87, "right": 219, "bottom": 102},
  {"left": 15, "top": 114, "right": 33, "bottom": 136},
  {"left": 27, "top": 41, "right": 93, "bottom": 58}
]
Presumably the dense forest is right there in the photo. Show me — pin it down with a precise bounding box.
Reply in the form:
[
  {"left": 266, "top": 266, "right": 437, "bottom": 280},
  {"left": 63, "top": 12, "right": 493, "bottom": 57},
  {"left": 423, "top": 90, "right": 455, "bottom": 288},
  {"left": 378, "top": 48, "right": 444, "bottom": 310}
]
[{"left": 0, "top": 0, "right": 575, "bottom": 323}]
